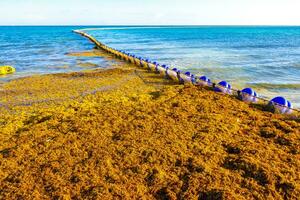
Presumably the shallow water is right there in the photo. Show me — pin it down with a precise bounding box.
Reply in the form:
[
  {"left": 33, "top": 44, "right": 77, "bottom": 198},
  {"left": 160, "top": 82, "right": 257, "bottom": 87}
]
[
  {"left": 85, "top": 26, "right": 300, "bottom": 107},
  {"left": 1, "top": 26, "right": 300, "bottom": 107},
  {"left": 0, "top": 26, "right": 115, "bottom": 80}
]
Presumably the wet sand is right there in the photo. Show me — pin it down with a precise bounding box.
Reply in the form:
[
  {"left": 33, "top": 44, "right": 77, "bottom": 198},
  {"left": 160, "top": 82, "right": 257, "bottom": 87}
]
[{"left": 0, "top": 50, "right": 300, "bottom": 199}]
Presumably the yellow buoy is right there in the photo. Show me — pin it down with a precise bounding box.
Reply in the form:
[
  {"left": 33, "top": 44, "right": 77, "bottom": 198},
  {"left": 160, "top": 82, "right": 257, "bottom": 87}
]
[{"left": 0, "top": 66, "right": 16, "bottom": 75}]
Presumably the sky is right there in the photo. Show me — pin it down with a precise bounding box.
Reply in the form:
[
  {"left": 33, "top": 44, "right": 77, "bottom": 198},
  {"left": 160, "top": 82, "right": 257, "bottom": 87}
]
[{"left": 0, "top": 0, "right": 300, "bottom": 25}]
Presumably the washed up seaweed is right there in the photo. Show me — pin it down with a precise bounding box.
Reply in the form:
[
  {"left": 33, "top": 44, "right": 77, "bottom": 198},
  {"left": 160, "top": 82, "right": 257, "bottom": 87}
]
[{"left": 0, "top": 63, "right": 299, "bottom": 199}]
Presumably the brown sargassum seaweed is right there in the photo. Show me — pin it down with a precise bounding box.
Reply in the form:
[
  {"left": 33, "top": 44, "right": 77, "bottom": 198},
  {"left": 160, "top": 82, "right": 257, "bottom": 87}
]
[{"left": 0, "top": 61, "right": 299, "bottom": 199}]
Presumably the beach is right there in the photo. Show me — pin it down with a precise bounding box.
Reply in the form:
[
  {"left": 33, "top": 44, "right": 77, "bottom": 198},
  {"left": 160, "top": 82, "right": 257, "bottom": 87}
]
[{"left": 0, "top": 48, "right": 300, "bottom": 199}]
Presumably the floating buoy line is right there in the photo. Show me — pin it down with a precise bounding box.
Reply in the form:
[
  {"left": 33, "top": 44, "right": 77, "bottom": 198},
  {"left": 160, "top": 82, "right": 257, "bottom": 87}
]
[{"left": 73, "top": 29, "right": 299, "bottom": 114}]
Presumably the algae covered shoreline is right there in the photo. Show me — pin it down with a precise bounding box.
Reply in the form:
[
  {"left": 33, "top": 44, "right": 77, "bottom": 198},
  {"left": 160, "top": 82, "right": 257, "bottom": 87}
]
[{"left": 0, "top": 54, "right": 300, "bottom": 199}]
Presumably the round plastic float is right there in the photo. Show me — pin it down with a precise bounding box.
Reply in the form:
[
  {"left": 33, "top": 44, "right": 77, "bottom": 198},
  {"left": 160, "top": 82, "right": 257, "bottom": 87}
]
[
  {"left": 241, "top": 88, "right": 258, "bottom": 103},
  {"left": 269, "top": 96, "right": 293, "bottom": 114},
  {"left": 215, "top": 81, "right": 231, "bottom": 94}
]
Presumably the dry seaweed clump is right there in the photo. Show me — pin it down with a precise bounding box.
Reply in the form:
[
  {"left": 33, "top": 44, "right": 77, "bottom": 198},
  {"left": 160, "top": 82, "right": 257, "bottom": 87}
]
[{"left": 0, "top": 64, "right": 300, "bottom": 200}]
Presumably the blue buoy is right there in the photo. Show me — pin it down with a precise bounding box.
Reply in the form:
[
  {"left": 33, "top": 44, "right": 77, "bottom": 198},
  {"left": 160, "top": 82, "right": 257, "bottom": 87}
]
[
  {"left": 185, "top": 71, "right": 191, "bottom": 76},
  {"left": 191, "top": 74, "right": 196, "bottom": 84},
  {"left": 136, "top": 57, "right": 142, "bottom": 66},
  {"left": 171, "top": 68, "right": 179, "bottom": 76},
  {"left": 129, "top": 55, "right": 135, "bottom": 63},
  {"left": 172, "top": 68, "right": 180, "bottom": 74},
  {"left": 286, "top": 101, "right": 293, "bottom": 114},
  {"left": 197, "top": 76, "right": 211, "bottom": 86},
  {"left": 155, "top": 64, "right": 160, "bottom": 71},
  {"left": 241, "top": 88, "right": 258, "bottom": 103},
  {"left": 164, "top": 66, "right": 169, "bottom": 72},
  {"left": 269, "top": 96, "right": 291, "bottom": 114},
  {"left": 215, "top": 81, "right": 231, "bottom": 94},
  {"left": 146, "top": 60, "right": 152, "bottom": 69},
  {"left": 151, "top": 62, "right": 159, "bottom": 71},
  {"left": 182, "top": 71, "right": 194, "bottom": 83},
  {"left": 174, "top": 69, "right": 185, "bottom": 84},
  {"left": 164, "top": 67, "right": 177, "bottom": 81},
  {"left": 200, "top": 76, "right": 210, "bottom": 82},
  {"left": 157, "top": 65, "right": 168, "bottom": 76}
]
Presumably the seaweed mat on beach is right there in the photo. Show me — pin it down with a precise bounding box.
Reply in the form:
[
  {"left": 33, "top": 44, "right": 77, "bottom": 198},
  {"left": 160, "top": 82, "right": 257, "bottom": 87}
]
[{"left": 0, "top": 64, "right": 300, "bottom": 199}]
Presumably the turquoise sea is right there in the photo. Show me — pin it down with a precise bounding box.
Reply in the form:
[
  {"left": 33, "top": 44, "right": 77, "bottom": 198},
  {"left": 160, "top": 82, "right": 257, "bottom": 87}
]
[
  {"left": 1, "top": 26, "right": 300, "bottom": 107},
  {"left": 0, "top": 26, "right": 117, "bottom": 79}
]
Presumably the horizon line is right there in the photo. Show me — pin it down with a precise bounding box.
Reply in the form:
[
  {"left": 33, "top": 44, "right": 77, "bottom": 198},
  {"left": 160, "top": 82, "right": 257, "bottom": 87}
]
[{"left": 1, "top": 24, "right": 300, "bottom": 27}]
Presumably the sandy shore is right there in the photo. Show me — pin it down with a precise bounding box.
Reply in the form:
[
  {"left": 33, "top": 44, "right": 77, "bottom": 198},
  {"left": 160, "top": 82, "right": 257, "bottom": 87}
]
[{"left": 0, "top": 50, "right": 300, "bottom": 199}]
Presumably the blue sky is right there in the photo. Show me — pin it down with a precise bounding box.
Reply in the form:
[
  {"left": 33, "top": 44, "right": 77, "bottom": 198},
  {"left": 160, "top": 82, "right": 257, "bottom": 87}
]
[{"left": 0, "top": 0, "right": 299, "bottom": 25}]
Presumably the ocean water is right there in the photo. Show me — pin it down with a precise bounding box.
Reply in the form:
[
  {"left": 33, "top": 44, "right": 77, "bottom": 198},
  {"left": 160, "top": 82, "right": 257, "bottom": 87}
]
[
  {"left": 0, "top": 26, "right": 116, "bottom": 80},
  {"left": 85, "top": 26, "right": 300, "bottom": 108},
  {"left": 1, "top": 26, "right": 300, "bottom": 107}
]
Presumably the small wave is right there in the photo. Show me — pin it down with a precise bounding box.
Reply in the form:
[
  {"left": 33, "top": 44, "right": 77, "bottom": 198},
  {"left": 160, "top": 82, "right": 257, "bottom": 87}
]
[{"left": 251, "top": 83, "right": 300, "bottom": 90}]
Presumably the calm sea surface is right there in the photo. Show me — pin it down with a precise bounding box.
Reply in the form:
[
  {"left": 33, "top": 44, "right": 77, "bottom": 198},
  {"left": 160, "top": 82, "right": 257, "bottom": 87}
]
[
  {"left": 0, "top": 26, "right": 116, "bottom": 80},
  {"left": 1, "top": 26, "right": 300, "bottom": 107}
]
